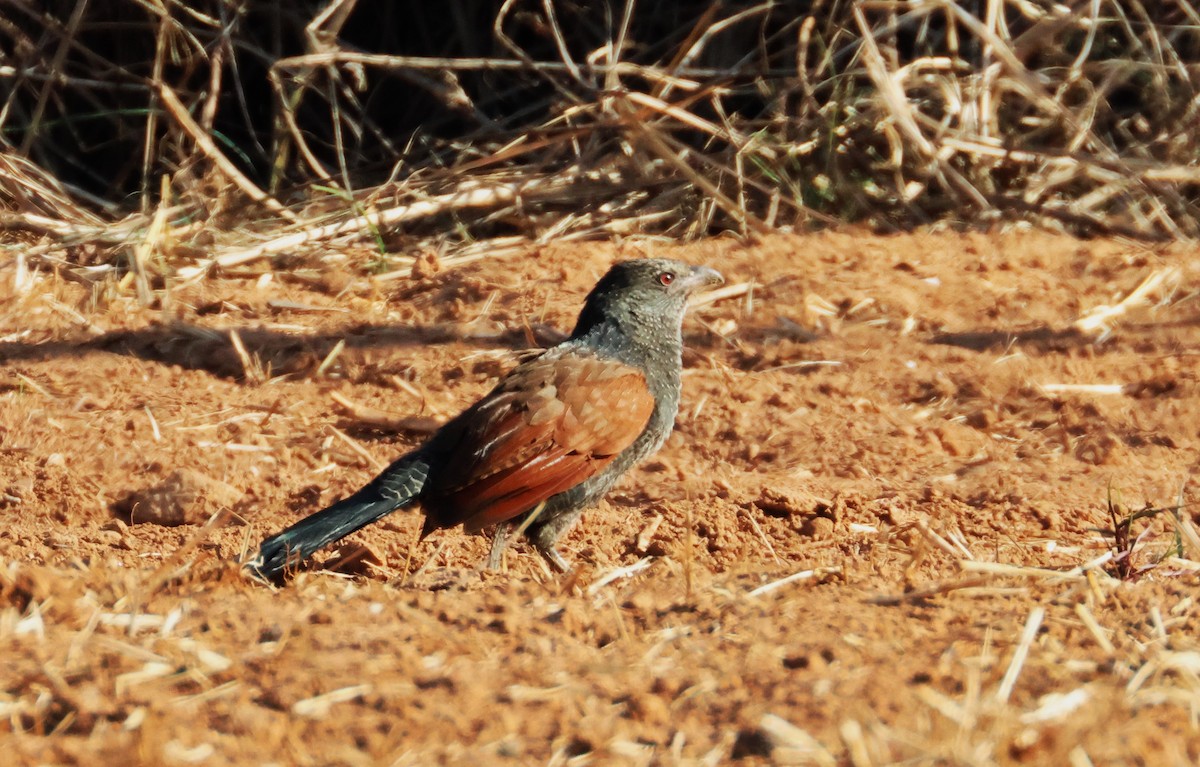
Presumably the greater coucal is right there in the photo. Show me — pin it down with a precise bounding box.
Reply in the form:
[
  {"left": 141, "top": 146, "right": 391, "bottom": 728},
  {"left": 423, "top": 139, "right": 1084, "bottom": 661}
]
[{"left": 247, "top": 258, "right": 723, "bottom": 581}]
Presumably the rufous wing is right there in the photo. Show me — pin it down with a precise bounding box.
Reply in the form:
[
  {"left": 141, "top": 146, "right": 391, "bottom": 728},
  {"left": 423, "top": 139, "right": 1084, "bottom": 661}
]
[{"left": 421, "top": 353, "right": 656, "bottom": 533}]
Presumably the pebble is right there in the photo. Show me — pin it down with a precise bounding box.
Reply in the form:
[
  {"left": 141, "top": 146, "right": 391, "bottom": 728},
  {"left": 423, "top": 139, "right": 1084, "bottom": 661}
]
[{"left": 113, "top": 468, "right": 242, "bottom": 526}]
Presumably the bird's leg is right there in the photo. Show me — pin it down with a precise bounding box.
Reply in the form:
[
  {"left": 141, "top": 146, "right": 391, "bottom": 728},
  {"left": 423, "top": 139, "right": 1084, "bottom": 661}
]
[
  {"left": 512, "top": 501, "right": 570, "bottom": 572},
  {"left": 486, "top": 521, "right": 512, "bottom": 571},
  {"left": 526, "top": 509, "right": 582, "bottom": 573}
]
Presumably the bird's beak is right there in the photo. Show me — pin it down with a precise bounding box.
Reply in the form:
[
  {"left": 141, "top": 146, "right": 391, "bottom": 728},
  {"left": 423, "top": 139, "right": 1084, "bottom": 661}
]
[{"left": 680, "top": 265, "right": 724, "bottom": 294}]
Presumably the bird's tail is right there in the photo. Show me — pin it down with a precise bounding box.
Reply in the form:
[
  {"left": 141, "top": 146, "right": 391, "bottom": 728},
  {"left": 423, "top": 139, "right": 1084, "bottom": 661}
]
[{"left": 246, "top": 456, "right": 430, "bottom": 582}]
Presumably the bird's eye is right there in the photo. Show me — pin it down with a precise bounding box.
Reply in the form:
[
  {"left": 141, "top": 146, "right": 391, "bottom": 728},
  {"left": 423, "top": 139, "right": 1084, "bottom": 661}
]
[{"left": 658, "top": 271, "right": 675, "bottom": 286}]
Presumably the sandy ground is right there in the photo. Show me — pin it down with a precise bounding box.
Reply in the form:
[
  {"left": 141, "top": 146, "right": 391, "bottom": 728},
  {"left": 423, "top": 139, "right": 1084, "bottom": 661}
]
[{"left": 1, "top": 231, "right": 1199, "bottom": 765}]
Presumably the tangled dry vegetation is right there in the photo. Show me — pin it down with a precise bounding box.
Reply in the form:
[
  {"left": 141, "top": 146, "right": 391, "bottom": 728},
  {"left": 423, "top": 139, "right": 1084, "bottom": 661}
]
[{"left": 2, "top": 0, "right": 1200, "bottom": 281}]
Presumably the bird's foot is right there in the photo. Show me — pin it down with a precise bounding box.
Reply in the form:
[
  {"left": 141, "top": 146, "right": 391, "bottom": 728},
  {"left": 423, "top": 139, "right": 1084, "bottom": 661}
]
[
  {"left": 487, "top": 522, "right": 571, "bottom": 574},
  {"left": 538, "top": 545, "right": 571, "bottom": 573}
]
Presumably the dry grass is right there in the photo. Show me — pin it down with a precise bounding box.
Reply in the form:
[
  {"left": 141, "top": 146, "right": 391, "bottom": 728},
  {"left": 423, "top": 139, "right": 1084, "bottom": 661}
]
[
  {"left": 3, "top": 1, "right": 1200, "bottom": 291},
  {"left": 3, "top": 540, "right": 1199, "bottom": 764}
]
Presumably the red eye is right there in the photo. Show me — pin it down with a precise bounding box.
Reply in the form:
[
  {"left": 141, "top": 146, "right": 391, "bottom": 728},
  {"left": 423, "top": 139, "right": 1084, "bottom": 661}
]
[{"left": 658, "top": 272, "right": 675, "bottom": 286}]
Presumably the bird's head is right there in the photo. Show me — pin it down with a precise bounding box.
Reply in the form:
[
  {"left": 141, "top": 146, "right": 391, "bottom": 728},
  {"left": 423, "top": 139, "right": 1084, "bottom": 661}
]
[{"left": 570, "top": 259, "right": 724, "bottom": 353}]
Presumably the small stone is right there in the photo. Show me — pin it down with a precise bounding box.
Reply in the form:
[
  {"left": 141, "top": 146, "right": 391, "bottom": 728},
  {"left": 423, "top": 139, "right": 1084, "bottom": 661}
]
[
  {"left": 754, "top": 484, "right": 832, "bottom": 518},
  {"left": 6, "top": 478, "right": 34, "bottom": 499},
  {"left": 113, "top": 468, "right": 242, "bottom": 527},
  {"left": 1075, "top": 432, "right": 1121, "bottom": 466},
  {"left": 411, "top": 250, "right": 442, "bottom": 280},
  {"left": 318, "top": 268, "right": 355, "bottom": 295},
  {"left": 797, "top": 516, "right": 836, "bottom": 539},
  {"left": 42, "top": 532, "right": 76, "bottom": 549},
  {"left": 934, "top": 425, "right": 974, "bottom": 457},
  {"left": 1, "top": 478, "right": 34, "bottom": 507}
]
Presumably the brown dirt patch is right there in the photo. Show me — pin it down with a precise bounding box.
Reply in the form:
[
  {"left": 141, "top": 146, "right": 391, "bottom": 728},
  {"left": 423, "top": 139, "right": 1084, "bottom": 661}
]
[{"left": 2, "top": 231, "right": 1199, "bottom": 764}]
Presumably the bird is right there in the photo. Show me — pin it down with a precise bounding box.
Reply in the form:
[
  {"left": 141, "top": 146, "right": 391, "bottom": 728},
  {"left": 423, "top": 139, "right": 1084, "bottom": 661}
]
[{"left": 246, "top": 258, "right": 723, "bottom": 582}]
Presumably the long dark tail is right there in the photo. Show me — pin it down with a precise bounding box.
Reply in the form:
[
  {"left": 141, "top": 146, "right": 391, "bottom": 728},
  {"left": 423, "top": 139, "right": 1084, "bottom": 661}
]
[{"left": 246, "top": 455, "right": 431, "bottom": 582}]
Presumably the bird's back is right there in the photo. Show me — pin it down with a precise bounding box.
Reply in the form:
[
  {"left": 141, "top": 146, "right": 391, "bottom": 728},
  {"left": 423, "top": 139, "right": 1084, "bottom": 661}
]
[{"left": 417, "top": 345, "right": 660, "bottom": 534}]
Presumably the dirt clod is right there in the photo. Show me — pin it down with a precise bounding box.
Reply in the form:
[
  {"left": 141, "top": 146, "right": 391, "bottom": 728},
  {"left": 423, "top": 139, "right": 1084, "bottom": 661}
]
[
  {"left": 754, "top": 483, "right": 832, "bottom": 518},
  {"left": 112, "top": 468, "right": 242, "bottom": 526}
]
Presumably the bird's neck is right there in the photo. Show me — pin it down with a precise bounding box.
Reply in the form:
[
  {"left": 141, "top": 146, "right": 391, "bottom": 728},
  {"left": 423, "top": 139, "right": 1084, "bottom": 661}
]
[{"left": 570, "top": 313, "right": 683, "bottom": 396}]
